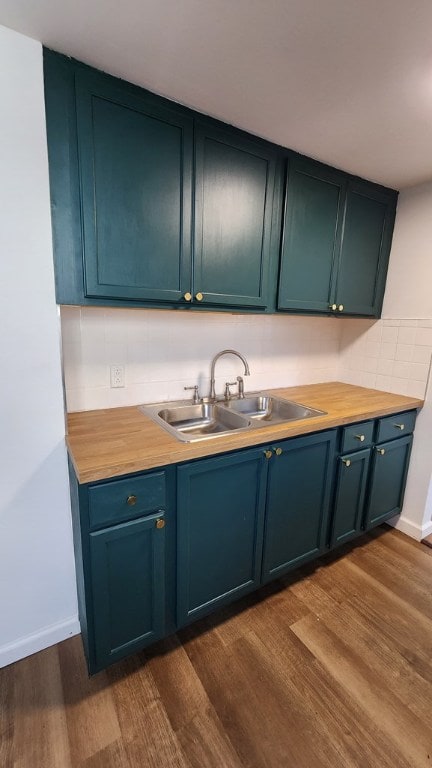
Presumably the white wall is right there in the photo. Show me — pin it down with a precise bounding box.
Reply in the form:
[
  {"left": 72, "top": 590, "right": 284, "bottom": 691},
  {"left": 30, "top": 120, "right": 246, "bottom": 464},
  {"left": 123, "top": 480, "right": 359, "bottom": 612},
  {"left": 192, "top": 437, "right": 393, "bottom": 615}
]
[
  {"left": 0, "top": 25, "right": 79, "bottom": 667},
  {"left": 382, "top": 181, "right": 432, "bottom": 319},
  {"left": 61, "top": 308, "right": 342, "bottom": 411}
]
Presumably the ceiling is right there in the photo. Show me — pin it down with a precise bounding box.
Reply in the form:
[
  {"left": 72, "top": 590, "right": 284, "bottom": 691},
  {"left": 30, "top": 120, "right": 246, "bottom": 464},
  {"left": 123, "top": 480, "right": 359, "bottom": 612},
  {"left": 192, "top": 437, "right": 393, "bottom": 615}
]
[{"left": 2, "top": 0, "right": 432, "bottom": 189}]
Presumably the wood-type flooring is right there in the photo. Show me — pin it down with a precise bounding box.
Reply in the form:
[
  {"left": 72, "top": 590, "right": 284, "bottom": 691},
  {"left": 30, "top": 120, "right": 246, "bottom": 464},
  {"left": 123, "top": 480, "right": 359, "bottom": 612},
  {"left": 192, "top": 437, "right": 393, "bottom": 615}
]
[{"left": 2, "top": 525, "right": 432, "bottom": 767}]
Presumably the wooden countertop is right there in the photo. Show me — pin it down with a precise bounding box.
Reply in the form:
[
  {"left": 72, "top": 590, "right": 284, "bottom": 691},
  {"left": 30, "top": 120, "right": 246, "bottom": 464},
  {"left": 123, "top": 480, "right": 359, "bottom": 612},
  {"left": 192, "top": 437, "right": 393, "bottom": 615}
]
[{"left": 67, "top": 382, "right": 423, "bottom": 483}]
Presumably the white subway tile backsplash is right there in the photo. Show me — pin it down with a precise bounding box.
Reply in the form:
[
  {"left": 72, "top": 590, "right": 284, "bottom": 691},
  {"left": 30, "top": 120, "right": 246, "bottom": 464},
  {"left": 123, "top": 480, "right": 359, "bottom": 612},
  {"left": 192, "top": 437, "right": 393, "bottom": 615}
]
[
  {"left": 375, "top": 374, "right": 393, "bottom": 391},
  {"left": 395, "top": 344, "right": 414, "bottom": 362},
  {"left": 412, "top": 346, "right": 432, "bottom": 364},
  {"left": 361, "top": 372, "right": 377, "bottom": 388},
  {"left": 381, "top": 342, "right": 397, "bottom": 360},
  {"left": 408, "top": 381, "right": 428, "bottom": 398},
  {"left": 398, "top": 319, "right": 418, "bottom": 327},
  {"left": 365, "top": 341, "right": 380, "bottom": 358},
  {"left": 60, "top": 306, "right": 82, "bottom": 345},
  {"left": 392, "top": 361, "right": 412, "bottom": 379},
  {"left": 339, "top": 317, "right": 430, "bottom": 399},
  {"left": 60, "top": 307, "right": 341, "bottom": 412},
  {"left": 61, "top": 309, "right": 430, "bottom": 412},
  {"left": 381, "top": 325, "right": 399, "bottom": 344},
  {"left": 409, "top": 362, "right": 430, "bottom": 382},
  {"left": 415, "top": 327, "right": 432, "bottom": 346},
  {"left": 377, "top": 358, "right": 394, "bottom": 376},
  {"left": 397, "top": 326, "right": 416, "bottom": 345},
  {"left": 364, "top": 357, "right": 378, "bottom": 374}
]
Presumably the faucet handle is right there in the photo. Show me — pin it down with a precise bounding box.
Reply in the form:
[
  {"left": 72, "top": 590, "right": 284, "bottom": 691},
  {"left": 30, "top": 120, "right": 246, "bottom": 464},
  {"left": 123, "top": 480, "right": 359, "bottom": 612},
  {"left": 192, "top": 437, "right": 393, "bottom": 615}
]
[
  {"left": 184, "top": 385, "right": 201, "bottom": 404},
  {"left": 224, "top": 381, "right": 237, "bottom": 401},
  {"left": 236, "top": 376, "right": 245, "bottom": 399}
]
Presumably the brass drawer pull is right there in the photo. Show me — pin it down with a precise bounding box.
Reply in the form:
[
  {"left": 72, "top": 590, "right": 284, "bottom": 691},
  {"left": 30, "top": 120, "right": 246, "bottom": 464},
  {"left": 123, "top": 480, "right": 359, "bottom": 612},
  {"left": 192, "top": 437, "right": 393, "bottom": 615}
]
[
  {"left": 264, "top": 450, "right": 273, "bottom": 459},
  {"left": 183, "top": 292, "right": 192, "bottom": 302},
  {"left": 342, "top": 458, "right": 351, "bottom": 467},
  {"left": 273, "top": 447, "right": 283, "bottom": 456},
  {"left": 156, "top": 518, "right": 165, "bottom": 529},
  {"left": 355, "top": 434, "right": 365, "bottom": 442},
  {"left": 377, "top": 448, "right": 385, "bottom": 456},
  {"left": 394, "top": 423, "right": 405, "bottom": 430},
  {"left": 338, "top": 304, "right": 344, "bottom": 312},
  {"left": 195, "top": 292, "right": 204, "bottom": 301},
  {"left": 127, "top": 495, "right": 137, "bottom": 506},
  {"left": 329, "top": 303, "right": 337, "bottom": 311}
]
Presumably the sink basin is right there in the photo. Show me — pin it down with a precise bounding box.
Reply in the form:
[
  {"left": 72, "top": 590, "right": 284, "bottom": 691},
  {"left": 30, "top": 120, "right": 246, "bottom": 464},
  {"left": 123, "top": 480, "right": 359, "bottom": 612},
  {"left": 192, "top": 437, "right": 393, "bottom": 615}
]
[
  {"left": 140, "top": 393, "right": 326, "bottom": 442},
  {"left": 140, "top": 402, "right": 252, "bottom": 442},
  {"left": 224, "top": 394, "right": 325, "bottom": 425}
]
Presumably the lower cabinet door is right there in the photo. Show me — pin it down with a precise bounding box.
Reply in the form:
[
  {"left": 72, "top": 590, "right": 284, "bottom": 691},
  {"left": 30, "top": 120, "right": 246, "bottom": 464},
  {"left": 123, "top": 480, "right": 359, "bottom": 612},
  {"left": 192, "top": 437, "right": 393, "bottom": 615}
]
[
  {"left": 90, "top": 513, "right": 166, "bottom": 670},
  {"left": 177, "top": 448, "right": 266, "bottom": 626},
  {"left": 262, "top": 430, "right": 336, "bottom": 582},
  {"left": 330, "top": 448, "right": 371, "bottom": 547},
  {"left": 364, "top": 435, "right": 413, "bottom": 529}
]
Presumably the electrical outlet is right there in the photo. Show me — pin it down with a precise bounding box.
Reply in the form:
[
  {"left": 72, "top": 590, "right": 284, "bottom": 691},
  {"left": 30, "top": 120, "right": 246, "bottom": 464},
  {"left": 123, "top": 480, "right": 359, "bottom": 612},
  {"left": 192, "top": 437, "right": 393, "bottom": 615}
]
[{"left": 110, "top": 365, "right": 125, "bottom": 388}]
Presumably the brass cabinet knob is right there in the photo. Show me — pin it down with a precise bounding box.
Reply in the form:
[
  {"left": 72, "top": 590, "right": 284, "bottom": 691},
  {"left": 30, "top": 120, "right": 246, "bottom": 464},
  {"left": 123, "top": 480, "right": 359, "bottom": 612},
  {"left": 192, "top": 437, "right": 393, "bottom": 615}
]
[
  {"left": 126, "top": 495, "right": 137, "bottom": 506},
  {"left": 195, "top": 292, "right": 204, "bottom": 302},
  {"left": 377, "top": 448, "right": 386, "bottom": 455},
  {"left": 264, "top": 450, "right": 273, "bottom": 459},
  {"left": 274, "top": 447, "right": 283, "bottom": 456},
  {"left": 156, "top": 518, "right": 165, "bottom": 529},
  {"left": 342, "top": 458, "right": 351, "bottom": 467},
  {"left": 355, "top": 434, "right": 365, "bottom": 442},
  {"left": 338, "top": 304, "right": 344, "bottom": 312},
  {"left": 329, "top": 303, "right": 337, "bottom": 311},
  {"left": 183, "top": 292, "right": 192, "bottom": 302},
  {"left": 394, "top": 423, "right": 405, "bottom": 430}
]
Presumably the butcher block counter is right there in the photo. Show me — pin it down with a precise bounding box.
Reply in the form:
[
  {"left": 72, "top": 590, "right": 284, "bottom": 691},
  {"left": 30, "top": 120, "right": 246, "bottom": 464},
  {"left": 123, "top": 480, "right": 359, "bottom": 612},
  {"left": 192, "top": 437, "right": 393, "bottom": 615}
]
[{"left": 67, "top": 382, "right": 423, "bottom": 483}]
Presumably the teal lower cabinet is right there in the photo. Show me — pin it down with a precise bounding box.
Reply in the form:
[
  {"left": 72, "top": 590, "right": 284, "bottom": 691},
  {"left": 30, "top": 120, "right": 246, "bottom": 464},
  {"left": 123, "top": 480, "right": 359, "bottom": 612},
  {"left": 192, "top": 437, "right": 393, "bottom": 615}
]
[
  {"left": 330, "top": 448, "right": 371, "bottom": 547},
  {"left": 90, "top": 513, "right": 166, "bottom": 670},
  {"left": 176, "top": 448, "right": 267, "bottom": 625},
  {"left": 69, "top": 409, "right": 417, "bottom": 674},
  {"left": 261, "top": 431, "right": 336, "bottom": 582},
  {"left": 328, "top": 410, "right": 416, "bottom": 546},
  {"left": 69, "top": 463, "right": 176, "bottom": 674},
  {"left": 364, "top": 434, "right": 413, "bottom": 529}
]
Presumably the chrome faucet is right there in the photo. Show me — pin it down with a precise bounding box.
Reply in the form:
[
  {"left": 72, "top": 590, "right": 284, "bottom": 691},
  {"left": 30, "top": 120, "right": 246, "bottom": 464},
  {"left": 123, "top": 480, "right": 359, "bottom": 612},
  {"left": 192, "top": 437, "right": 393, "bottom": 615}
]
[{"left": 209, "top": 349, "right": 250, "bottom": 401}]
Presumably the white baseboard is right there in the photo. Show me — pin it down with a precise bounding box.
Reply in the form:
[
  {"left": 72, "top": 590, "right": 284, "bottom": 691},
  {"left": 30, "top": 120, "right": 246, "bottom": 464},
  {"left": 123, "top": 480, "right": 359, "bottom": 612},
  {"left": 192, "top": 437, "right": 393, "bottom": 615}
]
[
  {"left": 421, "top": 519, "right": 432, "bottom": 539},
  {"left": 0, "top": 615, "right": 80, "bottom": 668},
  {"left": 388, "top": 515, "right": 432, "bottom": 541}
]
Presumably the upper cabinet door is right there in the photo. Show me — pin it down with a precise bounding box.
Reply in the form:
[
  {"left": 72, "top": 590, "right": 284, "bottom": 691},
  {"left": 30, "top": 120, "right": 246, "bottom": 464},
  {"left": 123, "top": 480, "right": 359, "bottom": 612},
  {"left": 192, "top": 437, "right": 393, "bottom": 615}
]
[
  {"left": 336, "top": 181, "right": 397, "bottom": 316},
  {"left": 194, "top": 122, "right": 277, "bottom": 308},
  {"left": 75, "top": 71, "right": 193, "bottom": 303},
  {"left": 278, "top": 157, "right": 346, "bottom": 312}
]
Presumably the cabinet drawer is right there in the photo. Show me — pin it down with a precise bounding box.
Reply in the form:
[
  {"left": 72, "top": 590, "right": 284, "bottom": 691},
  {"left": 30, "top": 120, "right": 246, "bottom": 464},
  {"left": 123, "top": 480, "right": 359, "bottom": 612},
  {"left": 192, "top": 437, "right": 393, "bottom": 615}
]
[
  {"left": 376, "top": 411, "right": 416, "bottom": 444},
  {"left": 88, "top": 471, "right": 166, "bottom": 530},
  {"left": 341, "top": 421, "right": 374, "bottom": 453}
]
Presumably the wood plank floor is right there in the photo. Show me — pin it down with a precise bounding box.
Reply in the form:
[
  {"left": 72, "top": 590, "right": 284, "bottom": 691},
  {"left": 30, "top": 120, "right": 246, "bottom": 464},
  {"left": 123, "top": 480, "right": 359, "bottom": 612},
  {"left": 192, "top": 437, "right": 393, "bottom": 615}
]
[{"left": 2, "top": 526, "right": 432, "bottom": 768}]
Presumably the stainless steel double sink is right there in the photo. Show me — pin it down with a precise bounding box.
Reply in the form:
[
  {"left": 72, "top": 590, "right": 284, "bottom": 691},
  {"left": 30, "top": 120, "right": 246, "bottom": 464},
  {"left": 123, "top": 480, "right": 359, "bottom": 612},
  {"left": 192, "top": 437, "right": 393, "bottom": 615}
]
[{"left": 140, "top": 394, "right": 326, "bottom": 442}]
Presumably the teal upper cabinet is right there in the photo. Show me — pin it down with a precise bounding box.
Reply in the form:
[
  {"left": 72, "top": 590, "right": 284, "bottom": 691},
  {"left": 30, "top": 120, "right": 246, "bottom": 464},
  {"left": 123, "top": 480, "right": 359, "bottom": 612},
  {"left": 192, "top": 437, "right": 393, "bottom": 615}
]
[
  {"left": 44, "top": 50, "right": 398, "bottom": 315},
  {"left": 194, "top": 122, "right": 277, "bottom": 308},
  {"left": 278, "top": 158, "right": 345, "bottom": 313},
  {"left": 75, "top": 69, "right": 193, "bottom": 303},
  {"left": 336, "top": 180, "right": 397, "bottom": 316},
  {"left": 278, "top": 156, "right": 397, "bottom": 317},
  {"left": 44, "top": 51, "right": 278, "bottom": 311}
]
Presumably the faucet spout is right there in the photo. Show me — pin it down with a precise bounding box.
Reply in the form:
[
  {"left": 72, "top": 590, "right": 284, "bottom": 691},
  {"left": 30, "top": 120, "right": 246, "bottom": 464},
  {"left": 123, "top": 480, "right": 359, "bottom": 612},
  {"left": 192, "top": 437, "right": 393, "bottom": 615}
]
[{"left": 209, "top": 349, "right": 250, "bottom": 402}]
